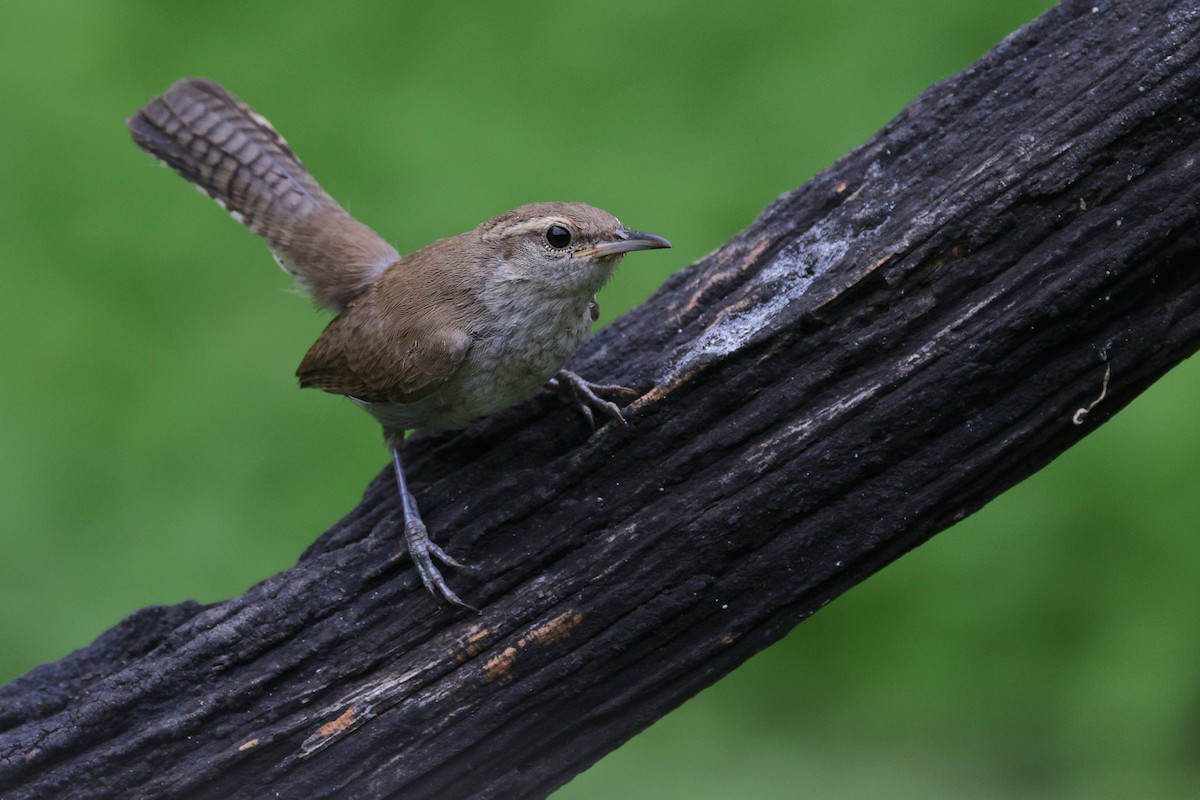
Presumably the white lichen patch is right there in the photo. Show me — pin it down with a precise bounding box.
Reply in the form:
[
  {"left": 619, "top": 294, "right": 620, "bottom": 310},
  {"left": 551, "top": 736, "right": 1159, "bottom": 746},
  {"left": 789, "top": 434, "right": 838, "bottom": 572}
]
[{"left": 662, "top": 218, "right": 854, "bottom": 382}]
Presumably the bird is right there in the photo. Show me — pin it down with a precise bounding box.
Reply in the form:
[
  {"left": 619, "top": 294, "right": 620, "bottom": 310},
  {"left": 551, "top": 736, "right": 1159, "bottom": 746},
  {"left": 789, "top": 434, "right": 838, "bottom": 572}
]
[{"left": 127, "top": 78, "right": 672, "bottom": 608}]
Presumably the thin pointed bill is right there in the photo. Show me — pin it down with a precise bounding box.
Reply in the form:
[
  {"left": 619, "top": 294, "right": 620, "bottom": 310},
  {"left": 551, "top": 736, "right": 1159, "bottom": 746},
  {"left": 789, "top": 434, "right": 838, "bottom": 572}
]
[{"left": 574, "top": 229, "right": 672, "bottom": 259}]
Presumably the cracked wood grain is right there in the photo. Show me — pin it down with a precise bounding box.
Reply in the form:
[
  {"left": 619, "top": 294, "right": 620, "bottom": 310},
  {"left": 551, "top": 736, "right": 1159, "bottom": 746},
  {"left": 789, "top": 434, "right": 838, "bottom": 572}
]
[{"left": 4, "top": 1, "right": 1200, "bottom": 798}]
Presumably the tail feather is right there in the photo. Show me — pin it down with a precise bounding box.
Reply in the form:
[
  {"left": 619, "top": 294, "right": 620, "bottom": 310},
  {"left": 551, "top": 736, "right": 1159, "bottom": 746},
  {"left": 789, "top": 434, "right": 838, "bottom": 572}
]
[
  {"left": 129, "top": 78, "right": 398, "bottom": 311},
  {"left": 128, "top": 78, "right": 331, "bottom": 237}
]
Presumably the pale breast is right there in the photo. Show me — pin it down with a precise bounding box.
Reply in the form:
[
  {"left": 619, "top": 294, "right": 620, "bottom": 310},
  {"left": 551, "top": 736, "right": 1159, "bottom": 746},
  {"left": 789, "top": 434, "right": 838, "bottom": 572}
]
[{"left": 363, "top": 293, "right": 594, "bottom": 432}]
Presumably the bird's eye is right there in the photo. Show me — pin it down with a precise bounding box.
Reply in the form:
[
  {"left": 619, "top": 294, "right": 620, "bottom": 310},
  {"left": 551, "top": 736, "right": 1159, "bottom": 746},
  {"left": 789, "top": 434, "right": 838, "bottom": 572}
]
[{"left": 545, "top": 224, "right": 572, "bottom": 249}]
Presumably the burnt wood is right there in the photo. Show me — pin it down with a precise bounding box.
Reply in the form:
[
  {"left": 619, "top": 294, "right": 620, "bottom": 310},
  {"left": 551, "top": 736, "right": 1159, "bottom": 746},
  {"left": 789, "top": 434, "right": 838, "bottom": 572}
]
[{"left": 4, "top": 1, "right": 1200, "bottom": 797}]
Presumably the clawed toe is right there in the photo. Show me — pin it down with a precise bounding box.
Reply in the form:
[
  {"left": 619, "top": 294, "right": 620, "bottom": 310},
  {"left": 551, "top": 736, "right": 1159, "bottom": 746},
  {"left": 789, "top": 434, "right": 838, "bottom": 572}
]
[
  {"left": 548, "top": 368, "right": 638, "bottom": 429},
  {"left": 404, "top": 517, "right": 477, "bottom": 611}
]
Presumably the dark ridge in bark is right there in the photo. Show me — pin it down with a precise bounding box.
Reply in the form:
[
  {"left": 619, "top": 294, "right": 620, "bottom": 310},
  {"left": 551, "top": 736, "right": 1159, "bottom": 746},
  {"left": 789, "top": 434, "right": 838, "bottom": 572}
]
[{"left": 4, "top": 2, "right": 1200, "bottom": 797}]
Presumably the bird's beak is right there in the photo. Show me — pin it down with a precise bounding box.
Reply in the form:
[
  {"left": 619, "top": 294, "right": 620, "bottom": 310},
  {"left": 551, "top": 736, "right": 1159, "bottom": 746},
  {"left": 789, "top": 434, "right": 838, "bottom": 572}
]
[{"left": 574, "top": 229, "right": 672, "bottom": 259}]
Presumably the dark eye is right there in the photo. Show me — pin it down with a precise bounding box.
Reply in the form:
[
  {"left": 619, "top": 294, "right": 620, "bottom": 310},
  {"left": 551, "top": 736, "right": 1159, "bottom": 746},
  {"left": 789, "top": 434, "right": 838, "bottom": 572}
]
[{"left": 545, "top": 224, "right": 572, "bottom": 249}]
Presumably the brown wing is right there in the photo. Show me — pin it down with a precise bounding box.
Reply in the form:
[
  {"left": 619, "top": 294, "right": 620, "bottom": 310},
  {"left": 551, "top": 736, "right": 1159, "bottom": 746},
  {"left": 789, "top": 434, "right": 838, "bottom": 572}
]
[{"left": 296, "top": 299, "right": 470, "bottom": 404}]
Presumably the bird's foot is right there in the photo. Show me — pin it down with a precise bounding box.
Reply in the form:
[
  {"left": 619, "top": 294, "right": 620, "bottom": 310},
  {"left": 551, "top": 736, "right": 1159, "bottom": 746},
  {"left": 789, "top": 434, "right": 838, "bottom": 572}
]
[
  {"left": 401, "top": 514, "right": 477, "bottom": 612},
  {"left": 546, "top": 369, "right": 638, "bottom": 431}
]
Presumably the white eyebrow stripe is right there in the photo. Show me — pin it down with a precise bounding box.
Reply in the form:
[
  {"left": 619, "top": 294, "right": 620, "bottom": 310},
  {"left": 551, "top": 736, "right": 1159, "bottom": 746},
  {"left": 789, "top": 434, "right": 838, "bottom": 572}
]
[{"left": 492, "top": 217, "right": 570, "bottom": 238}]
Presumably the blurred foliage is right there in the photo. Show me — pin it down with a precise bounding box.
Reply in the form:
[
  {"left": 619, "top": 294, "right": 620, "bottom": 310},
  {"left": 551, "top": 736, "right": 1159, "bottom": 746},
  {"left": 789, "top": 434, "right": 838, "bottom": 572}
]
[{"left": 1, "top": 1, "right": 1197, "bottom": 797}]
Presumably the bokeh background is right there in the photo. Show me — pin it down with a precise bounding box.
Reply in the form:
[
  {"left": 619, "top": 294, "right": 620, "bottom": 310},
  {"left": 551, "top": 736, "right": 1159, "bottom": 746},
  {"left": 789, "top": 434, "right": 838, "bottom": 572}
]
[{"left": 2, "top": 1, "right": 1198, "bottom": 797}]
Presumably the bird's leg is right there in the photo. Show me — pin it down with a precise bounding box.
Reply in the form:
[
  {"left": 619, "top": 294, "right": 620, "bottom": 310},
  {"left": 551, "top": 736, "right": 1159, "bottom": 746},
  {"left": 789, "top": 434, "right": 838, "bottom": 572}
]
[
  {"left": 389, "top": 443, "right": 476, "bottom": 611},
  {"left": 546, "top": 369, "right": 639, "bottom": 430}
]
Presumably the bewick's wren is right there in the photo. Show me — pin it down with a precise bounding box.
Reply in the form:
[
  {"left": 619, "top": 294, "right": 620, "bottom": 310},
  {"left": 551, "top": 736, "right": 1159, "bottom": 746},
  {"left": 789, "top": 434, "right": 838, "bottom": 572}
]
[{"left": 127, "top": 78, "right": 670, "bottom": 609}]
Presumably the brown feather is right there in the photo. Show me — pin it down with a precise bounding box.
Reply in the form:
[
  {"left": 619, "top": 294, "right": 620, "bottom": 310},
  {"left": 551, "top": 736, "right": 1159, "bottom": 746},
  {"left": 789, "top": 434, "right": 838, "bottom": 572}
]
[
  {"left": 295, "top": 232, "right": 485, "bottom": 403},
  {"left": 128, "top": 78, "right": 397, "bottom": 311}
]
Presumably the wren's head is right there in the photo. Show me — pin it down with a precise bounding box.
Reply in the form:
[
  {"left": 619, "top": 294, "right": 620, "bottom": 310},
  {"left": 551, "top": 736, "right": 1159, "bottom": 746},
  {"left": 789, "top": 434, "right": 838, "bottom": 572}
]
[{"left": 479, "top": 202, "right": 671, "bottom": 297}]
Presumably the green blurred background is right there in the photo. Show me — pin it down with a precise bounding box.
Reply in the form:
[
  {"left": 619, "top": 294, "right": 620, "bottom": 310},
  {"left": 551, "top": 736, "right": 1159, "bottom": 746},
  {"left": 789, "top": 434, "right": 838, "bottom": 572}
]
[{"left": 2, "top": 1, "right": 1198, "bottom": 797}]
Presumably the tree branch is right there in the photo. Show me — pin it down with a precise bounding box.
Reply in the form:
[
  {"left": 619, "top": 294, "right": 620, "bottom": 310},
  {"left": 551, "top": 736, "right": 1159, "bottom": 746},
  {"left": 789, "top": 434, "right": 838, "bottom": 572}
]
[{"left": 4, "top": 1, "right": 1200, "bottom": 797}]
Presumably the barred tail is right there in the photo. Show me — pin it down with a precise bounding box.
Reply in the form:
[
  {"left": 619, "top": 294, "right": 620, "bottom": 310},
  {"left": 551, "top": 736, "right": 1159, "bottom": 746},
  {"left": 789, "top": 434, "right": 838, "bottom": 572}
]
[{"left": 128, "top": 78, "right": 397, "bottom": 311}]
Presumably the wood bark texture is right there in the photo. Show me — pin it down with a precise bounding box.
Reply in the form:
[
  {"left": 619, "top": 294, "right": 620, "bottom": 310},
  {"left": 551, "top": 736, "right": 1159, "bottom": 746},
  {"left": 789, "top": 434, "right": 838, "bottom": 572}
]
[{"left": 4, "top": 1, "right": 1200, "bottom": 797}]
